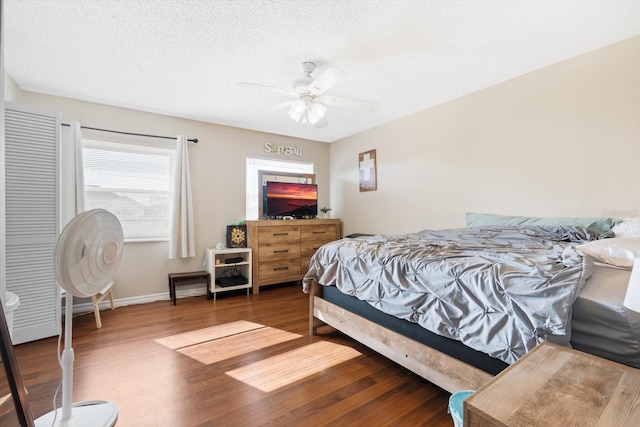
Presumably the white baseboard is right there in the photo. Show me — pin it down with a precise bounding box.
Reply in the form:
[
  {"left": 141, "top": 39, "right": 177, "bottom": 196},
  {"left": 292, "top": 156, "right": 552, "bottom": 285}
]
[{"left": 72, "top": 288, "right": 208, "bottom": 314}]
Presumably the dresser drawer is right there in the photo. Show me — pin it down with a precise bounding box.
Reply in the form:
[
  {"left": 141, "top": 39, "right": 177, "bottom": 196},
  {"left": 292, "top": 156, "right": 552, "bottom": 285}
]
[
  {"left": 301, "top": 224, "right": 338, "bottom": 241},
  {"left": 301, "top": 256, "right": 313, "bottom": 273},
  {"left": 300, "top": 240, "right": 330, "bottom": 259},
  {"left": 258, "top": 226, "right": 300, "bottom": 244},
  {"left": 258, "top": 243, "right": 300, "bottom": 262},
  {"left": 258, "top": 259, "right": 302, "bottom": 279}
]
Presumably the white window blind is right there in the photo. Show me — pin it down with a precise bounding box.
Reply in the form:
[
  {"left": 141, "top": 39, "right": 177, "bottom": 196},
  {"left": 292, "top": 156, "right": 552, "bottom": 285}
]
[{"left": 83, "top": 140, "right": 174, "bottom": 241}]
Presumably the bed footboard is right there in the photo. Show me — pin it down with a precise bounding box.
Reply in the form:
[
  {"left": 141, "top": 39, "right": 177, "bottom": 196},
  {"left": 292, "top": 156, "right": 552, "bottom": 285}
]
[{"left": 308, "top": 281, "right": 493, "bottom": 393}]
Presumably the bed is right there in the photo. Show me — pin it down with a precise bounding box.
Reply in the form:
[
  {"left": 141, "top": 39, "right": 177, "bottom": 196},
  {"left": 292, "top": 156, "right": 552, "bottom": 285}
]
[
  {"left": 303, "top": 214, "right": 640, "bottom": 393},
  {"left": 571, "top": 263, "right": 640, "bottom": 365}
]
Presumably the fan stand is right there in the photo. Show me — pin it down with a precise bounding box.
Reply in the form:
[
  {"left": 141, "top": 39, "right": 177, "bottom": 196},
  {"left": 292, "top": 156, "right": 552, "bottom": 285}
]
[{"left": 34, "top": 295, "right": 118, "bottom": 427}]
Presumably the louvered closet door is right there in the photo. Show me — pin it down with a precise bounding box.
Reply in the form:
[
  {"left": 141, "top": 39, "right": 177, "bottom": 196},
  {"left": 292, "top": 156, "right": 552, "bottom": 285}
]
[{"left": 5, "top": 102, "right": 60, "bottom": 344}]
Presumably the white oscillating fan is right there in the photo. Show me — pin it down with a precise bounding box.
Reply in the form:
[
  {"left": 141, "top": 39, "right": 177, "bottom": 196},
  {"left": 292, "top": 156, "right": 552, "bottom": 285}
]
[{"left": 35, "top": 209, "right": 124, "bottom": 427}]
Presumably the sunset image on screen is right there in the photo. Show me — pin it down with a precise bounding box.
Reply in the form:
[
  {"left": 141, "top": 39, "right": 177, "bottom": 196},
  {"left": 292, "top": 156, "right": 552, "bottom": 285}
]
[
  {"left": 265, "top": 182, "right": 318, "bottom": 217},
  {"left": 267, "top": 182, "right": 317, "bottom": 199}
]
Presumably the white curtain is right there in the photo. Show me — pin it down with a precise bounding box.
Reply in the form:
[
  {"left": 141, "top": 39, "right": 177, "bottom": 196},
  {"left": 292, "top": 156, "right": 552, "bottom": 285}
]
[
  {"left": 169, "top": 135, "right": 195, "bottom": 258},
  {"left": 60, "top": 121, "right": 85, "bottom": 226},
  {"left": 72, "top": 122, "right": 85, "bottom": 213}
]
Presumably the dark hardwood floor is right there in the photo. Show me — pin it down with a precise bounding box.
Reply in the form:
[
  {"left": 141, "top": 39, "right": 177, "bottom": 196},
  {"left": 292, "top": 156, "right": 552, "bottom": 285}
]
[{"left": 10, "top": 285, "right": 453, "bottom": 426}]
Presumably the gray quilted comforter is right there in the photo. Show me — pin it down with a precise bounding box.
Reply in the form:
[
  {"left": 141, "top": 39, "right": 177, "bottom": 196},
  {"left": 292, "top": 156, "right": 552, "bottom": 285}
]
[{"left": 302, "top": 226, "right": 598, "bottom": 364}]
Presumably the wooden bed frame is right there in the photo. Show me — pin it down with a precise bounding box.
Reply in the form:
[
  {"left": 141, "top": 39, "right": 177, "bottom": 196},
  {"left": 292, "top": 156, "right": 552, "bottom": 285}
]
[{"left": 308, "top": 281, "right": 494, "bottom": 393}]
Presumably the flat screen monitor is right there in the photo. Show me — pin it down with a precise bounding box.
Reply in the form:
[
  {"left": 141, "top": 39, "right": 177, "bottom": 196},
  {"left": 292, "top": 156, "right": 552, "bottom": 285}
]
[{"left": 265, "top": 182, "right": 318, "bottom": 218}]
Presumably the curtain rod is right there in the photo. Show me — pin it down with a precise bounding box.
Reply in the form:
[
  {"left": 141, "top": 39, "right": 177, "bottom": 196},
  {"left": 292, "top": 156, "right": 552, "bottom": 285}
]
[{"left": 61, "top": 123, "right": 198, "bottom": 143}]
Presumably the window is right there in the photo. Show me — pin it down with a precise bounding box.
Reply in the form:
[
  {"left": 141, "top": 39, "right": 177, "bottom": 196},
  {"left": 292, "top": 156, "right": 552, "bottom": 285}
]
[
  {"left": 246, "top": 157, "right": 314, "bottom": 220},
  {"left": 83, "top": 139, "right": 175, "bottom": 241}
]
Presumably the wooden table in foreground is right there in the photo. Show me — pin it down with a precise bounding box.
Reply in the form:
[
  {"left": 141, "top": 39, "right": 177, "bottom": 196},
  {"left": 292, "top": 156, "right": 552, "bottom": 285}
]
[{"left": 464, "top": 341, "right": 640, "bottom": 426}]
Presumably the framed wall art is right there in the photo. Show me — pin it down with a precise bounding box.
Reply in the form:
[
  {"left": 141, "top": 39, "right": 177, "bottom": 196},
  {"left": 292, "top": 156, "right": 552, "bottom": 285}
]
[{"left": 359, "top": 149, "right": 377, "bottom": 192}]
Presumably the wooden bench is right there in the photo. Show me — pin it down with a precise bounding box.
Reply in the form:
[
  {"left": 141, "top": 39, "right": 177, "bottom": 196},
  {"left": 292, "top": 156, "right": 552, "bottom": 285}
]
[{"left": 168, "top": 271, "right": 211, "bottom": 305}]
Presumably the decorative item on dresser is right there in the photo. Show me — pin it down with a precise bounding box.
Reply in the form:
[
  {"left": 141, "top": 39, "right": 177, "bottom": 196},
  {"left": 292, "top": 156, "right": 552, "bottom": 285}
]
[
  {"left": 226, "top": 224, "right": 247, "bottom": 248},
  {"left": 245, "top": 219, "right": 341, "bottom": 293},
  {"left": 319, "top": 206, "right": 332, "bottom": 219}
]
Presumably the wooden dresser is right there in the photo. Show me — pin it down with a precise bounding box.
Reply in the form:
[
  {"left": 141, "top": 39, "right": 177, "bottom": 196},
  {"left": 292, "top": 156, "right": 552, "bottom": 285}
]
[{"left": 245, "top": 219, "right": 341, "bottom": 293}]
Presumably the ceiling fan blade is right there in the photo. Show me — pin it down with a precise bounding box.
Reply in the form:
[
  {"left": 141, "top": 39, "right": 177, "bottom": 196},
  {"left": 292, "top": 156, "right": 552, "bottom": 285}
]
[
  {"left": 315, "top": 117, "right": 328, "bottom": 128},
  {"left": 288, "top": 100, "right": 306, "bottom": 122},
  {"left": 237, "top": 82, "right": 295, "bottom": 96},
  {"left": 308, "top": 67, "right": 348, "bottom": 95},
  {"left": 316, "top": 94, "right": 379, "bottom": 112},
  {"left": 264, "top": 100, "right": 296, "bottom": 113},
  {"left": 249, "top": 100, "right": 296, "bottom": 117}
]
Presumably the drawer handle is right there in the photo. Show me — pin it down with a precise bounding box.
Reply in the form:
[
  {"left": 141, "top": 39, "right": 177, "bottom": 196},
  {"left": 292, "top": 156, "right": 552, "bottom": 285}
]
[
  {"left": 273, "top": 249, "right": 289, "bottom": 254},
  {"left": 273, "top": 232, "right": 289, "bottom": 236},
  {"left": 273, "top": 266, "right": 289, "bottom": 271},
  {"left": 313, "top": 230, "right": 327, "bottom": 234}
]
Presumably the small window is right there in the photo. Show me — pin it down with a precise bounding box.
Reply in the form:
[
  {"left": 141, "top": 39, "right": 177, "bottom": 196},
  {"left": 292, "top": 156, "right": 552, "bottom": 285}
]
[
  {"left": 83, "top": 139, "right": 175, "bottom": 241},
  {"left": 246, "top": 157, "right": 314, "bottom": 220}
]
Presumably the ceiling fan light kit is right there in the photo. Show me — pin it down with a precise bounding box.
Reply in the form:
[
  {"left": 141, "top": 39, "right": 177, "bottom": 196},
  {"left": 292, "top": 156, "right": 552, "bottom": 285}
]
[
  {"left": 301, "top": 61, "right": 316, "bottom": 77},
  {"left": 239, "top": 60, "right": 378, "bottom": 128},
  {"left": 288, "top": 95, "right": 327, "bottom": 125}
]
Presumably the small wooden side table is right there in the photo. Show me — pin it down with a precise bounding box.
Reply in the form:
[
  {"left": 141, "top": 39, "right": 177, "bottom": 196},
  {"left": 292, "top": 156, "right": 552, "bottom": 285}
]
[
  {"left": 464, "top": 341, "right": 640, "bottom": 426},
  {"left": 168, "top": 271, "right": 211, "bottom": 305}
]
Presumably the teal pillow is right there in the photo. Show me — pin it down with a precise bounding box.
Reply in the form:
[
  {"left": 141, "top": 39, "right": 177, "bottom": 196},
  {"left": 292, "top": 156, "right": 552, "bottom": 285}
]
[{"left": 465, "top": 212, "right": 621, "bottom": 233}]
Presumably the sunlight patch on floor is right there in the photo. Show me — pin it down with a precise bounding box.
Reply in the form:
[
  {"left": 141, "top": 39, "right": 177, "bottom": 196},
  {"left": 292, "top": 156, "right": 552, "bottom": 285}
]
[
  {"left": 225, "top": 341, "right": 361, "bottom": 392},
  {"left": 177, "top": 326, "right": 302, "bottom": 364},
  {"left": 154, "top": 320, "right": 265, "bottom": 349},
  {"left": 0, "top": 392, "right": 13, "bottom": 415}
]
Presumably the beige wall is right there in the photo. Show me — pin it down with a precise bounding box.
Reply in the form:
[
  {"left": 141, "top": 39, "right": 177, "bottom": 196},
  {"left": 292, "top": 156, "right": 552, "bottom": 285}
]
[
  {"left": 331, "top": 35, "right": 640, "bottom": 236},
  {"left": 16, "top": 91, "right": 330, "bottom": 301}
]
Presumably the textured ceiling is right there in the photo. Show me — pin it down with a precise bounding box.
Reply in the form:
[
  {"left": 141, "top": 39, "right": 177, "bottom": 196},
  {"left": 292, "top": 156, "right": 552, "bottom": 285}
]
[{"left": 5, "top": 1, "right": 640, "bottom": 143}]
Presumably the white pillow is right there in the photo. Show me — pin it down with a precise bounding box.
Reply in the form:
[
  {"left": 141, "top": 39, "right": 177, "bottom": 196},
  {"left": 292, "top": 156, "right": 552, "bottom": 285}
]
[
  {"left": 612, "top": 218, "right": 640, "bottom": 238},
  {"left": 575, "top": 238, "right": 640, "bottom": 268}
]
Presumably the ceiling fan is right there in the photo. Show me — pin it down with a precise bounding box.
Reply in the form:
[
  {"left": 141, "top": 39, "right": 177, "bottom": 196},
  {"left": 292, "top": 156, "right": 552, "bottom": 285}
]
[{"left": 238, "top": 61, "right": 379, "bottom": 128}]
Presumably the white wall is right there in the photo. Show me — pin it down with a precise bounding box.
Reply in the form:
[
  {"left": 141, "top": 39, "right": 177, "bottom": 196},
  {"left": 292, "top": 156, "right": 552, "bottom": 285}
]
[
  {"left": 16, "top": 91, "right": 330, "bottom": 301},
  {"left": 3, "top": 70, "right": 19, "bottom": 102},
  {"left": 331, "top": 35, "right": 640, "bottom": 236}
]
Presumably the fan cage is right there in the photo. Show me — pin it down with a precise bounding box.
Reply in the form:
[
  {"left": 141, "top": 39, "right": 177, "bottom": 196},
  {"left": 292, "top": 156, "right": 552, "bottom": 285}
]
[{"left": 55, "top": 209, "right": 124, "bottom": 298}]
